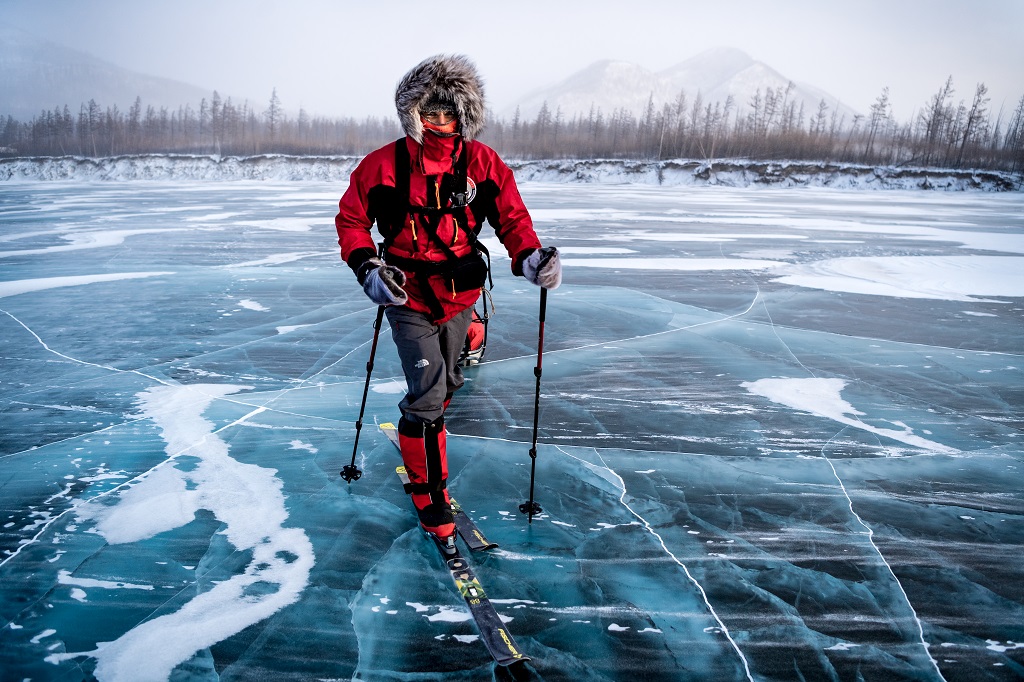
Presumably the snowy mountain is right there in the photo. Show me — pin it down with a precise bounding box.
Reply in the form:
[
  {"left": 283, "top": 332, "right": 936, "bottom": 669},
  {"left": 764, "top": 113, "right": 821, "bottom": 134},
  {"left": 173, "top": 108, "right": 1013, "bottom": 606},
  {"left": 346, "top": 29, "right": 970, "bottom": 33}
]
[
  {"left": 0, "top": 24, "right": 217, "bottom": 120},
  {"left": 506, "top": 47, "right": 861, "bottom": 125}
]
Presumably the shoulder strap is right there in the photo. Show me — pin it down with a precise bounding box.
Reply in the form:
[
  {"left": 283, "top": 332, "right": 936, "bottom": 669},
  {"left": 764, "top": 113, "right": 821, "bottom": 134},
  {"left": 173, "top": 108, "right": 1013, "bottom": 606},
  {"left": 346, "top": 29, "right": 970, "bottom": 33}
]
[
  {"left": 383, "top": 138, "right": 410, "bottom": 255},
  {"left": 393, "top": 137, "right": 411, "bottom": 202}
]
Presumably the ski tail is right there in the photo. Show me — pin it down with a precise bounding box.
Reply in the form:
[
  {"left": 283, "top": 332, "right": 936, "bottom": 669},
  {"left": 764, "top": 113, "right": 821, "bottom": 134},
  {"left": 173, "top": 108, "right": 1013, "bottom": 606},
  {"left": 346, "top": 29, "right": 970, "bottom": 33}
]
[{"left": 428, "top": 534, "right": 530, "bottom": 666}]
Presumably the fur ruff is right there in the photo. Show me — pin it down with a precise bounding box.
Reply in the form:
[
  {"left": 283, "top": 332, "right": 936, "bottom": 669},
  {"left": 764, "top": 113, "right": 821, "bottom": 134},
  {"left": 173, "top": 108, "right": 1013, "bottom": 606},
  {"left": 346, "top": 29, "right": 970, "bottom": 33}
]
[{"left": 395, "top": 54, "right": 486, "bottom": 143}]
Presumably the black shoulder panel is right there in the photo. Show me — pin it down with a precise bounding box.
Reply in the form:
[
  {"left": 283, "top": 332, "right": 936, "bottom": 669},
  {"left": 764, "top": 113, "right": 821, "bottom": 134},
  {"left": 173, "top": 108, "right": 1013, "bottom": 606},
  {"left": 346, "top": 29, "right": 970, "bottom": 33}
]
[
  {"left": 469, "top": 178, "right": 501, "bottom": 231},
  {"left": 367, "top": 184, "right": 402, "bottom": 240}
]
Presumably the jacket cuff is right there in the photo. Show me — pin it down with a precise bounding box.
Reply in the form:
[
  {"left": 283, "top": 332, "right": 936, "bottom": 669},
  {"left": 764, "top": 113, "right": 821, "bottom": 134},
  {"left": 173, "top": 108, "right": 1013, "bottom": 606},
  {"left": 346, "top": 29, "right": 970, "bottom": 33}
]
[
  {"left": 512, "top": 248, "right": 536, "bottom": 277},
  {"left": 347, "top": 247, "right": 378, "bottom": 281}
]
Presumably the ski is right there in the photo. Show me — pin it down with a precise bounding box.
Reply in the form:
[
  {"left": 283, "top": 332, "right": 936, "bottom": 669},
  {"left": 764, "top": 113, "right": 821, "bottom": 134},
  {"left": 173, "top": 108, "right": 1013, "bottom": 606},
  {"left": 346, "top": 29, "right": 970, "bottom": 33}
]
[
  {"left": 378, "top": 423, "right": 527, "bottom": 665},
  {"left": 379, "top": 421, "right": 498, "bottom": 551},
  {"left": 427, "top": 533, "right": 530, "bottom": 666},
  {"left": 450, "top": 497, "right": 498, "bottom": 551}
]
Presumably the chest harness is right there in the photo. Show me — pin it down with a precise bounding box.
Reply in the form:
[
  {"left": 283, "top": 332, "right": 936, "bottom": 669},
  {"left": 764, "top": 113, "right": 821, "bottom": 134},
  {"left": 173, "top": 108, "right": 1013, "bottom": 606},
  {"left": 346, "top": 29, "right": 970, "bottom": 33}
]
[{"left": 383, "top": 138, "right": 492, "bottom": 321}]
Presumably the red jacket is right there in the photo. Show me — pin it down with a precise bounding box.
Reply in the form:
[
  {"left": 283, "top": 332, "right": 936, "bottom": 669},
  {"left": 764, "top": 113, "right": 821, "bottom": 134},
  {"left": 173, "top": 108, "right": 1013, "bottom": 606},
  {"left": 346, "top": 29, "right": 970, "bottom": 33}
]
[{"left": 336, "top": 135, "right": 540, "bottom": 324}]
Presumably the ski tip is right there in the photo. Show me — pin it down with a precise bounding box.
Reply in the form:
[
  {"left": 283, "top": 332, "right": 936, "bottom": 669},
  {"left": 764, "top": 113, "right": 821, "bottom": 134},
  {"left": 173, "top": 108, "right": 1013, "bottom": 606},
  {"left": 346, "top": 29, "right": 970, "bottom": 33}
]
[{"left": 465, "top": 528, "right": 498, "bottom": 551}]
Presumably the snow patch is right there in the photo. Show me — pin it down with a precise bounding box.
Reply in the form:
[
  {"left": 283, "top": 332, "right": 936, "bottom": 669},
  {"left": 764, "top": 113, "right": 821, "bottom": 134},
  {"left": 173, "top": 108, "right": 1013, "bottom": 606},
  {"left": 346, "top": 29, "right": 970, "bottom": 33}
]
[
  {"left": 372, "top": 380, "right": 408, "bottom": 395},
  {"left": 425, "top": 606, "right": 473, "bottom": 623},
  {"left": 825, "top": 642, "right": 861, "bottom": 651},
  {"left": 288, "top": 440, "right": 318, "bottom": 454},
  {"left": 57, "top": 570, "right": 153, "bottom": 591},
  {"left": 237, "top": 299, "right": 269, "bottom": 312},
  {"left": 276, "top": 324, "right": 313, "bottom": 335},
  {"left": 51, "top": 383, "right": 314, "bottom": 681},
  {"left": 0, "top": 272, "right": 174, "bottom": 298},
  {"left": 985, "top": 640, "right": 1024, "bottom": 653},
  {"left": 225, "top": 251, "right": 335, "bottom": 268},
  {"left": 239, "top": 218, "right": 317, "bottom": 233},
  {"left": 565, "top": 257, "right": 783, "bottom": 271},
  {"left": 774, "top": 256, "right": 1024, "bottom": 302},
  {"left": 742, "top": 377, "right": 956, "bottom": 453}
]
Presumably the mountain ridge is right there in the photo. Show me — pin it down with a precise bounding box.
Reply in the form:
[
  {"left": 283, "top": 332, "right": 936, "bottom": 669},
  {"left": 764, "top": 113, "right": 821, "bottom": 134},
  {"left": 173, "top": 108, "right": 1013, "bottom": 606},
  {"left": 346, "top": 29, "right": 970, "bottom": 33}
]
[
  {"left": 0, "top": 23, "right": 232, "bottom": 120},
  {"left": 505, "top": 47, "right": 861, "bottom": 125},
  {"left": 5, "top": 30, "right": 860, "bottom": 128}
]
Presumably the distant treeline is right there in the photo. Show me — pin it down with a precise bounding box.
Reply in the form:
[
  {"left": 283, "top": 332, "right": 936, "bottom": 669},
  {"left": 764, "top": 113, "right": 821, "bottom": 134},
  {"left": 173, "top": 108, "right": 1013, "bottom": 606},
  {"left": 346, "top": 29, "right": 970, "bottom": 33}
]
[{"left": 3, "top": 79, "right": 1023, "bottom": 173}]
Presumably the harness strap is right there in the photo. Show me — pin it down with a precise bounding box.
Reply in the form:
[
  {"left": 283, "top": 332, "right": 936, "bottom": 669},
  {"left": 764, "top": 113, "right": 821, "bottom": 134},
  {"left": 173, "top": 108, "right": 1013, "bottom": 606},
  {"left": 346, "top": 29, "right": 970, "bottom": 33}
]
[
  {"left": 386, "top": 138, "right": 493, "bottom": 302},
  {"left": 402, "top": 478, "right": 448, "bottom": 495}
]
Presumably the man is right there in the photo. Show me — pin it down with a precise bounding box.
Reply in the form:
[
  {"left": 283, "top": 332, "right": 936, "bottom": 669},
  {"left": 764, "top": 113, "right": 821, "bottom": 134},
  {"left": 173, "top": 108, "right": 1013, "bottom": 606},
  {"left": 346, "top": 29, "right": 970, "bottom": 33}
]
[{"left": 335, "top": 54, "right": 561, "bottom": 547}]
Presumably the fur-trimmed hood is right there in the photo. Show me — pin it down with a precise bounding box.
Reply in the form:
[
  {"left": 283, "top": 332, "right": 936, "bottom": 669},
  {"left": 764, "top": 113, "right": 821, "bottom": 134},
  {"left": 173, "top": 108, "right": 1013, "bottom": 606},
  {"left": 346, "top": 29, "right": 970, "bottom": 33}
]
[{"left": 395, "top": 54, "right": 486, "bottom": 143}]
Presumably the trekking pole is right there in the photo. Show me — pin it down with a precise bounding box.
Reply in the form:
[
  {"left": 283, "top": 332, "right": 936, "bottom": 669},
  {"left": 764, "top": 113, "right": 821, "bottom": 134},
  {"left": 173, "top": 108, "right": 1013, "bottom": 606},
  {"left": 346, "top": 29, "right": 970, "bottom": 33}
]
[
  {"left": 340, "top": 304, "right": 386, "bottom": 483},
  {"left": 519, "top": 286, "right": 547, "bottom": 522}
]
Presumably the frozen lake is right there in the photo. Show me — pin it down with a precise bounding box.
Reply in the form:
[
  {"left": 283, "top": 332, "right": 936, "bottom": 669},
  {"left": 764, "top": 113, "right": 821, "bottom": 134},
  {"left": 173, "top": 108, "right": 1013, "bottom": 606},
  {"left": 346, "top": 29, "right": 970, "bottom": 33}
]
[{"left": 1, "top": 180, "right": 1022, "bottom": 681}]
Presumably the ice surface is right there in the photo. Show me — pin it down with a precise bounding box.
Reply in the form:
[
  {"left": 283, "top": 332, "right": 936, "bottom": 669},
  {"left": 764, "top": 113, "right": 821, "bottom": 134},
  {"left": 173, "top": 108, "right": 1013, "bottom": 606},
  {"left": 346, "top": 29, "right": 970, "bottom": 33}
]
[{"left": 1, "top": 181, "right": 1022, "bottom": 681}]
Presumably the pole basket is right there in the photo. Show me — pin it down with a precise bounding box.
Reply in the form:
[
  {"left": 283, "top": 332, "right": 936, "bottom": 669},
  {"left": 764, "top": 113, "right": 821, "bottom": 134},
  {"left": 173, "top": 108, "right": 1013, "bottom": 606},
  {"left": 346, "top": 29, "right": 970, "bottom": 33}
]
[
  {"left": 340, "top": 464, "right": 363, "bottom": 483},
  {"left": 519, "top": 501, "right": 542, "bottom": 515}
]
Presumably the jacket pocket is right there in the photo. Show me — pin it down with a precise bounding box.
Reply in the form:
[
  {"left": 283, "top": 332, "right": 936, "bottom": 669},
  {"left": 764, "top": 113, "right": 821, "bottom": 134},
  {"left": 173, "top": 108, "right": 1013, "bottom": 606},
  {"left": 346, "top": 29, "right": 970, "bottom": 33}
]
[{"left": 447, "top": 251, "right": 488, "bottom": 292}]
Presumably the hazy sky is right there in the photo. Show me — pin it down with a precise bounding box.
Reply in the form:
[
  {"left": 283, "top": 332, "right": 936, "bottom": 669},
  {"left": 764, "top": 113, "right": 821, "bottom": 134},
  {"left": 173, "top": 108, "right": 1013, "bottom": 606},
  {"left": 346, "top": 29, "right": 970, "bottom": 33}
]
[{"left": 4, "top": 0, "right": 1023, "bottom": 122}]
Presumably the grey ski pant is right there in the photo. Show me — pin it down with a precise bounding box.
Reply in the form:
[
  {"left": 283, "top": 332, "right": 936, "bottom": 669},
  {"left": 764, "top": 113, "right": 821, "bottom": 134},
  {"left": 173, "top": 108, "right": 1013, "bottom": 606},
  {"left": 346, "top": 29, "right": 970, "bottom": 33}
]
[{"left": 385, "top": 306, "right": 474, "bottom": 425}]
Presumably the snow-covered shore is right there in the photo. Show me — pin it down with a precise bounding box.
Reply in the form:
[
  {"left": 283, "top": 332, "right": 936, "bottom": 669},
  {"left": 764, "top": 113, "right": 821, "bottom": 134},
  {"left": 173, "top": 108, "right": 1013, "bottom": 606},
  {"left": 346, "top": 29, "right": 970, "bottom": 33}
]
[{"left": 0, "top": 153, "right": 1020, "bottom": 191}]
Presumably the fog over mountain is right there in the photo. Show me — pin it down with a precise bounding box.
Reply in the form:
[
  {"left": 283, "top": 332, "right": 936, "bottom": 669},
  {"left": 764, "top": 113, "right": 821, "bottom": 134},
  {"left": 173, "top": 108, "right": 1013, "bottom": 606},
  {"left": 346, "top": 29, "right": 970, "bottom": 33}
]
[
  {"left": 6, "top": 25, "right": 861, "bottom": 130},
  {"left": 0, "top": 24, "right": 225, "bottom": 120},
  {"left": 507, "top": 47, "right": 861, "bottom": 124}
]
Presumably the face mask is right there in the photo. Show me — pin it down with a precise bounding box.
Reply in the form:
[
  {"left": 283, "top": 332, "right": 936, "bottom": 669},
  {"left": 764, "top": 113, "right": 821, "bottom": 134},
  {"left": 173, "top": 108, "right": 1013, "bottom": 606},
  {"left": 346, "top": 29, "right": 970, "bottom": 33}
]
[{"left": 421, "top": 116, "right": 458, "bottom": 136}]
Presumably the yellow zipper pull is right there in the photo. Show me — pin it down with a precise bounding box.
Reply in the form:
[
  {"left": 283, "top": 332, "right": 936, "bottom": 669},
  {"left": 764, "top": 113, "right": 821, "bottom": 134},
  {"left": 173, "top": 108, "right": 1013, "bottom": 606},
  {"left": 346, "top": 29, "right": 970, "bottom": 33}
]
[{"left": 410, "top": 218, "right": 418, "bottom": 249}]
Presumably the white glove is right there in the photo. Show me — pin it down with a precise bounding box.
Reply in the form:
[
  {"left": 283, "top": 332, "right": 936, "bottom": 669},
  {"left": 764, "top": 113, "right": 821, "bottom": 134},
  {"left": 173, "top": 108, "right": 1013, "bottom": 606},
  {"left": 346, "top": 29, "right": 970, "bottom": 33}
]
[
  {"left": 359, "top": 258, "right": 407, "bottom": 306},
  {"left": 523, "top": 247, "right": 561, "bottom": 289}
]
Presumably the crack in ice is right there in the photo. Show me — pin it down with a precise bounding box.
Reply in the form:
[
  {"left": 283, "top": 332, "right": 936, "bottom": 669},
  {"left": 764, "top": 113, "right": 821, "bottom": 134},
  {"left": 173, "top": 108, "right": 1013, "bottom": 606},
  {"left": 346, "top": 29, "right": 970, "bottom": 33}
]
[
  {"left": 555, "top": 445, "right": 755, "bottom": 682},
  {"left": 0, "top": 308, "right": 174, "bottom": 388},
  {"left": 732, "top": 270, "right": 947, "bottom": 679},
  {"left": 819, "top": 430, "right": 948, "bottom": 682},
  {"left": 483, "top": 288, "right": 763, "bottom": 367}
]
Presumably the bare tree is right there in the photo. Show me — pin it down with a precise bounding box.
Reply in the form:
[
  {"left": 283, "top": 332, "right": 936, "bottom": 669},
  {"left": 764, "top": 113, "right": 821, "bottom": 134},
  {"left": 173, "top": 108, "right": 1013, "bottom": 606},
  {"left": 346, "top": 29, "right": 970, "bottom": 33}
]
[
  {"left": 265, "top": 88, "right": 283, "bottom": 142},
  {"left": 865, "top": 87, "right": 891, "bottom": 161},
  {"left": 919, "top": 76, "right": 955, "bottom": 165},
  {"left": 957, "top": 83, "right": 990, "bottom": 167}
]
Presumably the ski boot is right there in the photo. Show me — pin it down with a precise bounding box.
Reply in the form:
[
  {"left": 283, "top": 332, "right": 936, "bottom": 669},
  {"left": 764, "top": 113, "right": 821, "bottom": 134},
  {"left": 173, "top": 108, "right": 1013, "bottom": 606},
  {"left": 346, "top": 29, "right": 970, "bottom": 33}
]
[{"left": 417, "top": 500, "right": 457, "bottom": 555}]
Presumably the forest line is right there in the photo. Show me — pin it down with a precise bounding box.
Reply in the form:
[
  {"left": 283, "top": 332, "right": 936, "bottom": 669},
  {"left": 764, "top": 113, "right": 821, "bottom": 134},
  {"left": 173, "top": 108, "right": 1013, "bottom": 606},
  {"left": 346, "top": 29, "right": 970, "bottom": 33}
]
[{"left": 2, "top": 79, "right": 1022, "bottom": 173}]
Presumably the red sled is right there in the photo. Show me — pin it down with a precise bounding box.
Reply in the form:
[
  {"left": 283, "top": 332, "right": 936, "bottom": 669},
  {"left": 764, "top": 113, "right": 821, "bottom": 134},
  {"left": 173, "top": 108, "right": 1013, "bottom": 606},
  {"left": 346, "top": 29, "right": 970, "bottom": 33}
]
[{"left": 458, "top": 291, "right": 492, "bottom": 367}]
